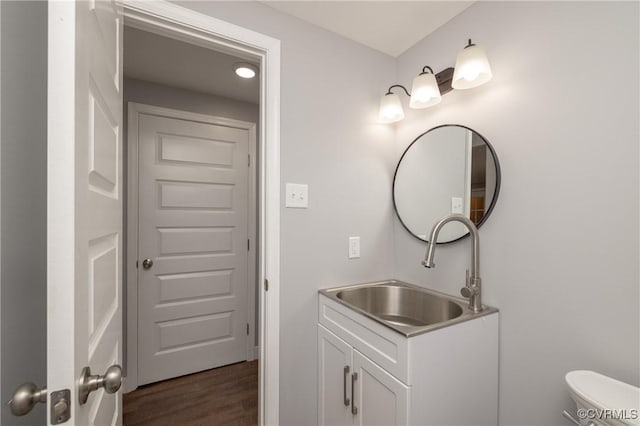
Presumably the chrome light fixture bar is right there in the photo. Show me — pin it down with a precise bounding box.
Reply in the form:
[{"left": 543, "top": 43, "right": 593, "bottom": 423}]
[{"left": 379, "top": 38, "right": 492, "bottom": 123}]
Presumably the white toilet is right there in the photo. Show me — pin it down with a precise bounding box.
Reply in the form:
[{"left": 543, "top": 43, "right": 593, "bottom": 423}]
[{"left": 566, "top": 370, "right": 640, "bottom": 426}]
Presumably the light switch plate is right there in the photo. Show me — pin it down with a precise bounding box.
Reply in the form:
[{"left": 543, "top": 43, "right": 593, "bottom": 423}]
[
  {"left": 285, "top": 183, "right": 309, "bottom": 208},
  {"left": 348, "top": 236, "right": 360, "bottom": 259},
  {"left": 451, "top": 197, "right": 464, "bottom": 214}
]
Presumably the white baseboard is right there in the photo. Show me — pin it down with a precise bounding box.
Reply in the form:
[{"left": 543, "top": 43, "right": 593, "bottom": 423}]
[
  {"left": 122, "top": 375, "right": 137, "bottom": 394},
  {"left": 248, "top": 345, "right": 260, "bottom": 361}
]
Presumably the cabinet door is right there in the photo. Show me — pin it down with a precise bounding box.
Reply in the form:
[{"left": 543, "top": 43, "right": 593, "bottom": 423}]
[
  {"left": 318, "top": 325, "right": 354, "bottom": 426},
  {"left": 353, "top": 349, "right": 409, "bottom": 426}
]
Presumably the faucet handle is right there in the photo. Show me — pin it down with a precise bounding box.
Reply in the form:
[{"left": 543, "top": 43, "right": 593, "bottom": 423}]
[
  {"left": 460, "top": 270, "right": 472, "bottom": 299},
  {"left": 460, "top": 285, "right": 478, "bottom": 299}
]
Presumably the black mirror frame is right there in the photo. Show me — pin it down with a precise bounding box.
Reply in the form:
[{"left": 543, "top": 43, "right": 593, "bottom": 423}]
[{"left": 392, "top": 124, "right": 502, "bottom": 244}]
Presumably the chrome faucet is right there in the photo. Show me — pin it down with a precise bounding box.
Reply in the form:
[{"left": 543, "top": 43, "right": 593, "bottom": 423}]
[{"left": 421, "top": 214, "right": 483, "bottom": 313}]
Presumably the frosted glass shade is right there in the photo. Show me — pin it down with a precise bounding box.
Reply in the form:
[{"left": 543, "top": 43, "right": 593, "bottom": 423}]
[
  {"left": 452, "top": 44, "right": 492, "bottom": 90},
  {"left": 409, "top": 73, "right": 442, "bottom": 109},
  {"left": 379, "top": 93, "right": 405, "bottom": 123}
]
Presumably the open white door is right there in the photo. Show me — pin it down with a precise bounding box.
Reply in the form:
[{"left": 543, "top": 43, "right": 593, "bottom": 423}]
[{"left": 48, "top": 1, "right": 123, "bottom": 425}]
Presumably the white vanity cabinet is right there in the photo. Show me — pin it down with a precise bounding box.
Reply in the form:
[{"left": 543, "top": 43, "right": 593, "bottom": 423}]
[
  {"left": 318, "top": 325, "right": 408, "bottom": 426},
  {"left": 318, "top": 325, "right": 354, "bottom": 425},
  {"left": 318, "top": 293, "right": 499, "bottom": 426}
]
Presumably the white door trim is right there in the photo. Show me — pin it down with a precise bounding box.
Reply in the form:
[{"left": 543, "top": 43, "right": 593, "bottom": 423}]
[
  {"left": 0, "top": 0, "right": 3, "bottom": 408},
  {"left": 121, "top": 2, "right": 280, "bottom": 424},
  {"left": 126, "top": 102, "right": 258, "bottom": 387}
]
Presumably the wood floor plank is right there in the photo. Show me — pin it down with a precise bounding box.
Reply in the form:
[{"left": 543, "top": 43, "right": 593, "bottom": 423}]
[{"left": 124, "top": 361, "right": 258, "bottom": 425}]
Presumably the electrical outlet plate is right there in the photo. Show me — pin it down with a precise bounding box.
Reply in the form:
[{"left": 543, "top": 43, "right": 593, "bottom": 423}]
[{"left": 348, "top": 236, "right": 360, "bottom": 259}]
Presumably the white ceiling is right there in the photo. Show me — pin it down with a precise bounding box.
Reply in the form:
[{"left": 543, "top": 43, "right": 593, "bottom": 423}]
[
  {"left": 123, "top": 27, "right": 260, "bottom": 104},
  {"left": 262, "top": 1, "right": 474, "bottom": 57}
]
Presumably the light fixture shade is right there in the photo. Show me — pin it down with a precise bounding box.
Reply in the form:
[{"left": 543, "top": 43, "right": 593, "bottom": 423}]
[
  {"left": 452, "top": 43, "right": 492, "bottom": 90},
  {"left": 409, "top": 72, "right": 442, "bottom": 109},
  {"left": 379, "top": 93, "right": 405, "bottom": 123}
]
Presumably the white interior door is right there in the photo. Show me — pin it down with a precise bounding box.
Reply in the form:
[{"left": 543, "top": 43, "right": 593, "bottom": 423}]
[
  {"left": 136, "top": 108, "right": 250, "bottom": 385},
  {"left": 47, "top": 1, "right": 123, "bottom": 425}
]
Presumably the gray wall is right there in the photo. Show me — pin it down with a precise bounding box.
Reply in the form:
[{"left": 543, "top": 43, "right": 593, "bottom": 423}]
[
  {"left": 174, "top": 2, "right": 640, "bottom": 424},
  {"left": 393, "top": 2, "right": 639, "bottom": 425},
  {"left": 124, "top": 77, "right": 259, "bottom": 124},
  {"left": 0, "top": 1, "right": 47, "bottom": 425},
  {"left": 174, "top": 2, "right": 398, "bottom": 424},
  {"left": 1, "top": 2, "right": 636, "bottom": 426}
]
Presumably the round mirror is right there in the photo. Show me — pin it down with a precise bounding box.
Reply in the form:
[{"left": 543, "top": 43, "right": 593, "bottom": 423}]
[{"left": 393, "top": 125, "right": 501, "bottom": 244}]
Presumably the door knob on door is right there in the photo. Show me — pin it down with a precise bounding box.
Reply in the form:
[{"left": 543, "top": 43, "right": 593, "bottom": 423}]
[
  {"left": 8, "top": 382, "right": 47, "bottom": 416},
  {"left": 78, "top": 364, "right": 122, "bottom": 405},
  {"left": 142, "top": 258, "right": 153, "bottom": 269}
]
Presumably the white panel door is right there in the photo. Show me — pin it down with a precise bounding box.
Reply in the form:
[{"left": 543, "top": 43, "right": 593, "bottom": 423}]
[
  {"left": 137, "top": 112, "right": 250, "bottom": 385},
  {"left": 47, "top": 1, "right": 123, "bottom": 425},
  {"left": 318, "top": 325, "right": 354, "bottom": 426},
  {"left": 353, "top": 350, "right": 409, "bottom": 426}
]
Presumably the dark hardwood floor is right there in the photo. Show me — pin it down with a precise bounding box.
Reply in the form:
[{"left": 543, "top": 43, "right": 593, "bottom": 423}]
[{"left": 124, "top": 361, "right": 258, "bottom": 425}]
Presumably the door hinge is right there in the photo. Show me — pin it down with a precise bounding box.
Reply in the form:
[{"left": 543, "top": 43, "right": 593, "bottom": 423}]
[
  {"left": 246, "top": 323, "right": 250, "bottom": 335},
  {"left": 136, "top": 260, "right": 138, "bottom": 269},
  {"left": 264, "top": 279, "right": 269, "bottom": 291},
  {"left": 247, "top": 239, "right": 250, "bottom": 251},
  {"left": 248, "top": 154, "right": 250, "bottom": 167}
]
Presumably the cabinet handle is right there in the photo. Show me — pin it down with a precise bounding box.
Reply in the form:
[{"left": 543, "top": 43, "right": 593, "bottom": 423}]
[
  {"left": 343, "top": 366, "right": 350, "bottom": 406},
  {"left": 351, "top": 372, "right": 358, "bottom": 415}
]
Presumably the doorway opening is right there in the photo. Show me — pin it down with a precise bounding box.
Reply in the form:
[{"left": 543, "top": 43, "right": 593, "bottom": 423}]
[
  {"left": 120, "top": 2, "right": 281, "bottom": 424},
  {"left": 126, "top": 97, "right": 258, "bottom": 383},
  {"left": 123, "top": 11, "right": 259, "bottom": 418}
]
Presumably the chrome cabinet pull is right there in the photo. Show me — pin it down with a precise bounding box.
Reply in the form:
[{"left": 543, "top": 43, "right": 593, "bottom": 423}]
[
  {"left": 343, "top": 366, "right": 350, "bottom": 406},
  {"left": 351, "top": 372, "right": 358, "bottom": 415}
]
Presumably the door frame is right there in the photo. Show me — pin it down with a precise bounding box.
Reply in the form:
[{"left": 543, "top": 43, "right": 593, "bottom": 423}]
[
  {"left": 125, "top": 102, "right": 258, "bottom": 386},
  {"left": 120, "top": 2, "right": 281, "bottom": 424}
]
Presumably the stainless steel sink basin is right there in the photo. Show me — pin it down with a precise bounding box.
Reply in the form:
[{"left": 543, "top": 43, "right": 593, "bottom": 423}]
[
  {"left": 337, "top": 285, "right": 463, "bottom": 326},
  {"left": 320, "top": 280, "right": 497, "bottom": 337}
]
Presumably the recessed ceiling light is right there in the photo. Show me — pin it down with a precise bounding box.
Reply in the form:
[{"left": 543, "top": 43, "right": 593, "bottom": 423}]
[{"left": 234, "top": 63, "right": 258, "bottom": 79}]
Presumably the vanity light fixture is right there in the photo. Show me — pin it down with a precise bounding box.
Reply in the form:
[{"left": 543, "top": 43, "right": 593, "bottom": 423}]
[
  {"left": 379, "top": 38, "right": 492, "bottom": 123},
  {"left": 409, "top": 66, "right": 442, "bottom": 109},
  {"left": 234, "top": 62, "right": 258, "bottom": 79},
  {"left": 378, "top": 66, "right": 453, "bottom": 123},
  {"left": 379, "top": 85, "right": 409, "bottom": 123},
  {"left": 451, "top": 39, "right": 493, "bottom": 90}
]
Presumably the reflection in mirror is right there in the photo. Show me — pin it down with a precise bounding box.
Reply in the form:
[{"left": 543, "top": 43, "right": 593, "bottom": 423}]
[{"left": 393, "top": 125, "right": 500, "bottom": 244}]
